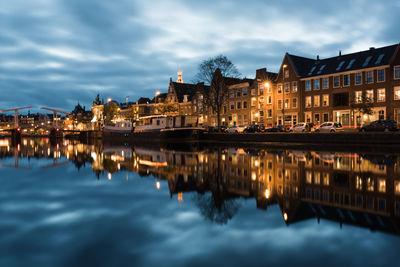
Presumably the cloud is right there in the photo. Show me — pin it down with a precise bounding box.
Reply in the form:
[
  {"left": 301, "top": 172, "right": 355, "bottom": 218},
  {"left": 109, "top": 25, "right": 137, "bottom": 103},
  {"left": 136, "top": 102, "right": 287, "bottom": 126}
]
[{"left": 0, "top": 0, "right": 399, "bottom": 112}]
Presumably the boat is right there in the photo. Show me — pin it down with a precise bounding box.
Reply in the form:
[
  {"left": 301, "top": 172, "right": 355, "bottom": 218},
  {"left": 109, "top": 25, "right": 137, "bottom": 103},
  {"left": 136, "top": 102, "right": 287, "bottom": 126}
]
[
  {"left": 133, "top": 115, "right": 204, "bottom": 140},
  {"left": 103, "top": 121, "right": 133, "bottom": 134}
]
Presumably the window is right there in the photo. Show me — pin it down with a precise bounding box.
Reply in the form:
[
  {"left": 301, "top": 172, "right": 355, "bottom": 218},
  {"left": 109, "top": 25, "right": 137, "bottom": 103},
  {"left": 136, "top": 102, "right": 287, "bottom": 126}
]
[
  {"left": 395, "top": 87, "right": 400, "bottom": 100},
  {"left": 292, "top": 81, "right": 298, "bottom": 92},
  {"left": 237, "top": 89, "right": 241, "bottom": 97},
  {"left": 284, "top": 99, "right": 289, "bottom": 109},
  {"left": 278, "top": 84, "right": 282, "bottom": 94},
  {"left": 277, "top": 99, "right": 282, "bottom": 109},
  {"left": 259, "top": 110, "right": 264, "bottom": 117},
  {"left": 322, "top": 78, "right": 329, "bottom": 89},
  {"left": 243, "top": 88, "right": 247, "bottom": 95},
  {"left": 343, "top": 74, "right": 350, "bottom": 86},
  {"left": 243, "top": 101, "right": 248, "bottom": 109},
  {"left": 317, "top": 65, "right": 326, "bottom": 74},
  {"left": 306, "top": 96, "right": 312, "bottom": 108},
  {"left": 314, "top": 79, "right": 320, "bottom": 90},
  {"left": 230, "top": 90, "right": 235, "bottom": 98},
  {"left": 366, "top": 89, "right": 374, "bottom": 102},
  {"left": 259, "top": 88, "right": 263, "bottom": 95},
  {"left": 346, "top": 59, "right": 356, "bottom": 69},
  {"left": 378, "top": 110, "right": 385, "bottom": 120},
  {"left": 363, "top": 56, "right": 372, "bottom": 67},
  {"left": 314, "top": 95, "right": 320, "bottom": 107},
  {"left": 366, "top": 71, "right": 373, "bottom": 83},
  {"left": 377, "top": 69, "right": 385, "bottom": 82},
  {"left": 377, "top": 89, "right": 385, "bottom": 102},
  {"left": 322, "top": 94, "right": 329, "bottom": 106},
  {"left": 355, "top": 91, "right": 362, "bottom": 103},
  {"left": 251, "top": 97, "right": 256, "bottom": 106},
  {"left": 306, "top": 80, "right": 311, "bottom": 91},
  {"left": 378, "top": 179, "right": 386, "bottom": 193},
  {"left": 314, "top": 113, "right": 320, "bottom": 124},
  {"left": 284, "top": 69, "right": 289, "bottom": 78},
  {"left": 267, "top": 109, "right": 272, "bottom": 118},
  {"left": 267, "top": 84, "right": 272, "bottom": 93},
  {"left": 284, "top": 83, "right": 290, "bottom": 93},
  {"left": 292, "top": 98, "right": 297, "bottom": 108},
  {"left": 355, "top": 73, "right": 362, "bottom": 85},
  {"left": 323, "top": 113, "right": 329, "bottom": 122},
  {"left": 375, "top": 54, "right": 384, "bottom": 65},
  {"left": 336, "top": 61, "right": 345, "bottom": 71},
  {"left": 230, "top": 102, "right": 235, "bottom": 110},
  {"left": 267, "top": 95, "right": 272, "bottom": 105},
  {"left": 223, "top": 106, "right": 227, "bottom": 114},
  {"left": 333, "top": 76, "right": 340, "bottom": 87},
  {"left": 395, "top": 66, "right": 400, "bottom": 79}
]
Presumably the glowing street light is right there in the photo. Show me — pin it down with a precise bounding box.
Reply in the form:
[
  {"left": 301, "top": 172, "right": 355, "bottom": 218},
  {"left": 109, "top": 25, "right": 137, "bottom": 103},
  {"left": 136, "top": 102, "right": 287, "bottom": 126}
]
[
  {"left": 155, "top": 91, "right": 161, "bottom": 96},
  {"left": 107, "top": 98, "right": 112, "bottom": 103}
]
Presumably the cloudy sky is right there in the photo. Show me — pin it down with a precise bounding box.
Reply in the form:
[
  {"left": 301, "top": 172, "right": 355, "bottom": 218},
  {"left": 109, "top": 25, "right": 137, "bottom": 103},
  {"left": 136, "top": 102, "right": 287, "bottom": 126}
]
[{"left": 1, "top": 0, "right": 399, "bottom": 112}]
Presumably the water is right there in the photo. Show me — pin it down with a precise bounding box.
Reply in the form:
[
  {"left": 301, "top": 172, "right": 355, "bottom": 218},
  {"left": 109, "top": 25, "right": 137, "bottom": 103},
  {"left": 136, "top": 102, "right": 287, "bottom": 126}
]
[{"left": 1, "top": 138, "right": 400, "bottom": 266}]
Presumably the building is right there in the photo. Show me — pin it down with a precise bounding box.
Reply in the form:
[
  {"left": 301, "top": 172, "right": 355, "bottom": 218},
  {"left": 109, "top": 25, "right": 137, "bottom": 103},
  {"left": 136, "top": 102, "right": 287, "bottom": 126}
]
[{"left": 282, "top": 43, "right": 400, "bottom": 126}]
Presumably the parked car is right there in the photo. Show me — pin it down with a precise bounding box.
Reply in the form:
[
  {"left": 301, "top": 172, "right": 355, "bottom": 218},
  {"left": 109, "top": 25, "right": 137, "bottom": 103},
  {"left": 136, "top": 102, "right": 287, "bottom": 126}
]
[
  {"left": 359, "top": 120, "right": 398, "bottom": 132},
  {"left": 289, "top": 122, "right": 314, "bottom": 132},
  {"left": 244, "top": 124, "right": 265, "bottom": 133},
  {"left": 314, "top": 122, "right": 343, "bottom": 133},
  {"left": 266, "top": 125, "right": 286, "bottom": 132},
  {"left": 226, "top": 125, "right": 246, "bottom": 133}
]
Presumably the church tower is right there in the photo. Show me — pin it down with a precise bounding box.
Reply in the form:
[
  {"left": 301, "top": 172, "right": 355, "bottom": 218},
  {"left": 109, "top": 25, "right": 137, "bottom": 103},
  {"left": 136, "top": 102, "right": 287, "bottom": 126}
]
[{"left": 177, "top": 66, "right": 183, "bottom": 83}]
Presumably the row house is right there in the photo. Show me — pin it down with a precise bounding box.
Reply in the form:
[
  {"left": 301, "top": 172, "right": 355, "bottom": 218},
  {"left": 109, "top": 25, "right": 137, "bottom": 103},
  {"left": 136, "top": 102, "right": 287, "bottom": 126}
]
[{"left": 284, "top": 43, "right": 400, "bottom": 127}]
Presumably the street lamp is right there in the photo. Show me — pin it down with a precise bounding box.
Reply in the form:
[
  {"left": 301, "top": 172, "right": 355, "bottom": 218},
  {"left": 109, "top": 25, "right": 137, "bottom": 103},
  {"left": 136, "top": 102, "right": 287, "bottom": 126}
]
[{"left": 282, "top": 64, "right": 287, "bottom": 126}]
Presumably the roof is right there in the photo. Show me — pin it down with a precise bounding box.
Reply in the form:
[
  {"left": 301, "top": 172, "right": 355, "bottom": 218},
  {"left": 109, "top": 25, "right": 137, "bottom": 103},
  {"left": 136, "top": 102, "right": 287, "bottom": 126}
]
[
  {"left": 288, "top": 43, "right": 399, "bottom": 78},
  {"left": 224, "top": 77, "right": 255, "bottom": 87},
  {"left": 137, "top": 97, "right": 151, "bottom": 104},
  {"left": 152, "top": 93, "right": 167, "bottom": 103},
  {"left": 171, "top": 82, "right": 199, "bottom": 102}
]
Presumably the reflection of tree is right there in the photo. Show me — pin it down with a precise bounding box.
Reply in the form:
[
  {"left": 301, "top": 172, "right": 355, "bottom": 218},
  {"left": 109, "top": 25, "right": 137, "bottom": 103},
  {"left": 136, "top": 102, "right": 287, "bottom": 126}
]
[{"left": 194, "top": 148, "right": 240, "bottom": 224}]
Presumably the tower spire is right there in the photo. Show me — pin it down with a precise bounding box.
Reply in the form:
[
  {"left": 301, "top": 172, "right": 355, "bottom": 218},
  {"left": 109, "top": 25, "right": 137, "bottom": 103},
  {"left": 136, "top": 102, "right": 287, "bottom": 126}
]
[{"left": 177, "top": 65, "right": 183, "bottom": 83}]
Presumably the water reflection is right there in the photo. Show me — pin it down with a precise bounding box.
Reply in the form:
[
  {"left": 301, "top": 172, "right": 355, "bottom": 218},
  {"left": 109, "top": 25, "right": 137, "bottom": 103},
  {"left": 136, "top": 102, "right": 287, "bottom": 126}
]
[{"left": 1, "top": 138, "right": 400, "bottom": 236}]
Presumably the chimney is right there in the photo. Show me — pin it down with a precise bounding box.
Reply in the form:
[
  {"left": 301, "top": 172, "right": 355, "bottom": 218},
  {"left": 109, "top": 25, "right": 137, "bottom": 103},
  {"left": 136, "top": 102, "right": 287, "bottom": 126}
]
[
  {"left": 339, "top": 50, "right": 342, "bottom": 57},
  {"left": 317, "top": 55, "right": 320, "bottom": 61}
]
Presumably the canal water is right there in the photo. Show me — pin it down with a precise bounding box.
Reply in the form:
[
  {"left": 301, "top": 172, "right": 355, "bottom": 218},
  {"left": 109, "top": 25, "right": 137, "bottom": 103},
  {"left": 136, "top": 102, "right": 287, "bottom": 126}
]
[{"left": 1, "top": 138, "right": 400, "bottom": 266}]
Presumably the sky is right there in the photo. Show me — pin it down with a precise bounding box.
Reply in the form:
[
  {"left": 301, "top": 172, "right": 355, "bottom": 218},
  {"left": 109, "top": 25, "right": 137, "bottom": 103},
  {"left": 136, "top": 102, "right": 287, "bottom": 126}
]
[{"left": 1, "top": 0, "right": 400, "bottom": 113}]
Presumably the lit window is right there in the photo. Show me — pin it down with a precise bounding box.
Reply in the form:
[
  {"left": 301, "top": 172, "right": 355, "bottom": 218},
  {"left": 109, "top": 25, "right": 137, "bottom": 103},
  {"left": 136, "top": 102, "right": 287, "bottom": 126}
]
[
  {"left": 356, "top": 176, "right": 363, "bottom": 190},
  {"left": 343, "top": 74, "right": 350, "bottom": 86},
  {"left": 355, "top": 73, "right": 362, "bottom": 85},
  {"left": 378, "top": 179, "right": 386, "bottom": 193},
  {"left": 395, "top": 87, "right": 400, "bottom": 100},
  {"left": 305, "top": 96, "right": 312, "bottom": 108},
  {"left": 322, "top": 94, "right": 329, "bottom": 106},
  {"left": 314, "top": 79, "right": 320, "bottom": 90},
  {"left": 355, "top": 91, "right": 362, "bottom": 103},
  {"left": 322, "top": 78, "right": 329, "bottom": 89},
  {"left": 314, "top": 95, "right": 320, "bottom": 107},
  {"left": 333, "top": 76, "right": 340, "bottom": 87},
  {"left": 395, "top": 181, "right": 400, "bottom": 195},
  {"left": 267, "top": 96, "right": 272, "bottom": 105},
  {"left": 377, "top": 88, "right": 386, "bottom": 102},
  {"left": 314, "top": 172, "right": 321, "bottom": 184},
  {"left": 366, "top": 71, "right": 374, "bottom": 83},
  {"left": 366, "top": 89, "right": 374, "bottom": 103},
  {"left": 284, "top": 99, "right": 289, "bottom": 109},
  {"left": 367, "top": 177, "right": 374, "bottom": 191},
  {"left": 306, "top": 171, "right": 312, "bottom": 184},
  {"left": 377, "top": 69, "right": 385, "bottom": 82},
  {"left": 323, "top": 173, "right": 329, "bottom": 185},
  {"left": 306, "top": 80, "right": 311, "bottom": 91}
]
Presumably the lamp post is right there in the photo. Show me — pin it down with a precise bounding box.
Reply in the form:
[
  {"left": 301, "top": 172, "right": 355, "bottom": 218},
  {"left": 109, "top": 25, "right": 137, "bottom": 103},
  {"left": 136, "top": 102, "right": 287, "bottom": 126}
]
[{"left": 282, "top": 64, "right": 287, "bottom": 126}]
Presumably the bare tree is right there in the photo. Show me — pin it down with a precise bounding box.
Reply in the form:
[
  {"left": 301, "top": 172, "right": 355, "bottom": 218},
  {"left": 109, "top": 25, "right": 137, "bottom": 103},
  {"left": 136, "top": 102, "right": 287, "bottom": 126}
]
[{"left": 194, "top": 55, "right": 241, "bottom": 85}]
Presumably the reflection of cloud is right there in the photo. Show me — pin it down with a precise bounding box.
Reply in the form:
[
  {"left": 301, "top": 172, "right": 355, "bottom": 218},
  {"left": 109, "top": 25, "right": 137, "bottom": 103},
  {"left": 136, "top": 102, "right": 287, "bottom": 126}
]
[{"left": 1, "top": 0, "right": 399, "bottom": 111}]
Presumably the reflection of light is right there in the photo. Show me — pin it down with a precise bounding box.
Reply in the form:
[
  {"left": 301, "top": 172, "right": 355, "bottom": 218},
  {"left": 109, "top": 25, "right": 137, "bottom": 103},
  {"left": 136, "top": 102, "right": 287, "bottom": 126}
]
[
  {"left": 265, "top": 189, "right": 270, "bottom": 199},
  {"left": 107, "top": 173, "right": 112, "bottom": 180},
  {"left": 222, "top": 154, "right": 226, "bottom": 161},
  {"left": 138, "top": 159, "right": 167, "bottom": 167},
  {"left": 178, "top": 192, "right": 183, "bottom": 203},
  {"left": 283, "top": 212, "right": 288, "bottom": 221},
  {"left": 252, "top": 172, "right": 256, "bottom": 181},
  {"left": 255, "top": 160, "right": 259, "bottom": 167},
  {"left": 0, "top": 140, "right": 9, "bottom": 147},
  {"left": 117, "top": 163, "right": 120, "bottom": 170},
  {"left": 156, "top": 181, "right": 161, "bottom": 190}
]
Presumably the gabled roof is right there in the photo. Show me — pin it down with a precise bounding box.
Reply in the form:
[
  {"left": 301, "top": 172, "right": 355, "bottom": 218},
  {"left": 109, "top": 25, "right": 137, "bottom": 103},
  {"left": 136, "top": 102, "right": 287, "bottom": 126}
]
[
  {"left": 152, "top": 93, "right": 167, "bottom": 103},
  {"left": 171, "top": 82, "right": 199, "bottom": 102},
  {"left": 288, "top": 43, "right": 399, "bottom": 78}
]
